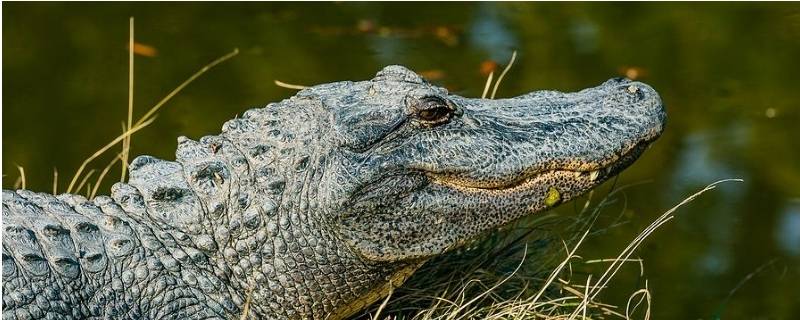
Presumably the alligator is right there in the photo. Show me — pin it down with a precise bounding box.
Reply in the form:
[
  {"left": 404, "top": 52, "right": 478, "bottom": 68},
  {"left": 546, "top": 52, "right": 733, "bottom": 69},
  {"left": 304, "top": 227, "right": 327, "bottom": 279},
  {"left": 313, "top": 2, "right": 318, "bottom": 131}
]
[{"left": 1, "top": 65, "right": 665, "bottom": 319}]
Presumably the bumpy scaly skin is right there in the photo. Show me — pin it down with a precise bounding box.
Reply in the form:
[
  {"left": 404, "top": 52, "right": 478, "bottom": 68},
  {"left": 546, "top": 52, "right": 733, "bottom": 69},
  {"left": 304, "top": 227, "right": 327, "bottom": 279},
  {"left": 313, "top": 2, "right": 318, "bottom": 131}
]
[{"left": 2, "top": 66, "right": 665, "bottom": 319}]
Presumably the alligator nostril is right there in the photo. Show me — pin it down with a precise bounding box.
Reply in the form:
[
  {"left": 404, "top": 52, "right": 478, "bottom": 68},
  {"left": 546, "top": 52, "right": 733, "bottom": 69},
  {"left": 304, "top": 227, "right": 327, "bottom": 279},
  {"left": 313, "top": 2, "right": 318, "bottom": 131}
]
[
  {"left": 619, "top": 82, "right": 648, "bottom": 102},
  {"left": 612, "top": 77, "right": 630, "bottom": 84}
]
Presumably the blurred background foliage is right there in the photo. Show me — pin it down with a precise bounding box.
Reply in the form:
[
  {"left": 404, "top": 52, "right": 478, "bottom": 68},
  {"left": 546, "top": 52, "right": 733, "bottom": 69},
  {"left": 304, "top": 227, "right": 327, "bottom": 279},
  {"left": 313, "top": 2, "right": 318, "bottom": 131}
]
[{"left": 3, "top": 2, "right": 799, "bottom": 318}]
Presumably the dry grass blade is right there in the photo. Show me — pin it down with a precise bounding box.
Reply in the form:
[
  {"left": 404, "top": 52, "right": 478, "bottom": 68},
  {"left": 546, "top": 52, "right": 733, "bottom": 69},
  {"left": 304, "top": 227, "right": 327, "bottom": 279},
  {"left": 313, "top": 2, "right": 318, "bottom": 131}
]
[
  {"left": 74, "top": 169, "right": 96, "bottom": 196},
  {"left": 119, "top": 122, "right": 128, "bottom": 181},
  {"left": 568, "top": 178, "right": 743, "bottom": 319},
  {"left": 481, "top": 71, "right": 494, "bottom": 99},
  {"left": 582, "top": 275, "right": 591, "bottom": 319},
  {"left": 530, "top": 229, "right": 589, "bottom": 306},
  {"left": 625, "top": 281, "right": 651, "bottom": 320},
  {"left": 134, "top": 48, "right": 239, "bottom": 129},
  {"left": 490, "top": 51, "right": 517, "bottom": 99},
  {"left": 715, "top": 258, "right": 777, "bottom": 317},
  {"left": 240, "top": 287, "right": 254, "bottom": 320},
  {"left": 67, "top": 47, "right": 238, "bottom": 193},
  {"left": 358, "top": 178, "right": 737, "bottom": 320},
  {"left": 90, "top": 153, "right": 124, "bottom": 199},
  {"left": 65, "top": 116, "right": 156, "bottom": 193},
  {"left": 121, "top": 17, "right": 135, "bottom": 183},
  {"left": 446, "top": 244, "right": 528, "bottom": 320},
  {"left": 16, "top": 165, "right": 26, "bottom": 189},
  {"left": 371, "top": 287, "right": 394, "bottom": 320},
  {"left": 274, "top": 80, "right": 309, "bottom": 90},
  {"left": 52, "top": 167, "right": 58, "bottom": 195},
  {"left": 585, "top": 258, "right": 645, "bottom": 277}
]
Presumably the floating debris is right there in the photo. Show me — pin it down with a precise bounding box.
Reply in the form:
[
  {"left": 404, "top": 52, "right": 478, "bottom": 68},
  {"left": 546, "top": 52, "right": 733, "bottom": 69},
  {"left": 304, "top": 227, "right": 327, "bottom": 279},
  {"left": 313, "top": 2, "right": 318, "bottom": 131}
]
[
  {"left": 130, "top": 42, "right": 158, "bottom": 57},
  {"left": 417, "top": 69, "right": 446, "bottom": 81},
  {"left": 274, "top": 80, "right": 309, "bottom": 90},
  {"left": 480, "top": 60, "right": 499, "bottom": 76},
  {"left": 618, "top": 66, "right": 648, "bottom": 80}
]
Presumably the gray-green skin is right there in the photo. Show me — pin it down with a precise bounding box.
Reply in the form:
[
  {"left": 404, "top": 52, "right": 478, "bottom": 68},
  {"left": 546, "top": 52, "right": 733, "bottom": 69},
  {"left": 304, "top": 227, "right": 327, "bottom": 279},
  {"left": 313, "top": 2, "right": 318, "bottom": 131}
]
[{"left": 2, "top": 66, "right": 665, "bottom": 319}]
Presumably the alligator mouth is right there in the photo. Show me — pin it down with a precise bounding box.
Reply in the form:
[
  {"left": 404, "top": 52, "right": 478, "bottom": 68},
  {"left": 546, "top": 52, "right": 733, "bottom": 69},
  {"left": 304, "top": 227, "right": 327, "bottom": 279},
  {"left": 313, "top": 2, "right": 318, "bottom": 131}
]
[
  {"left": 430, "top": 168, "right": 607, "bottom": 192},
  {"left": 427, "top": 140, "right": 652, "bottom": 193}
]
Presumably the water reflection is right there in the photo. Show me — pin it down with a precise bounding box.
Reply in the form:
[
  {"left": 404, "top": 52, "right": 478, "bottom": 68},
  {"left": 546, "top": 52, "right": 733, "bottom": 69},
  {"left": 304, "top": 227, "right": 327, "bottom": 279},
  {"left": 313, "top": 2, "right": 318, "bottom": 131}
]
[
  {"left": 672, "top": 131, "right": 741, "bottom": 187},
  {"left": 568, "top": 19, "right": 598, "bottom": 54},
  {"left": 777, "top": 201, "right": 800, "bottom": 256},
  {"left": 470, "top": 4, "right": 516, "bottom": 61}
]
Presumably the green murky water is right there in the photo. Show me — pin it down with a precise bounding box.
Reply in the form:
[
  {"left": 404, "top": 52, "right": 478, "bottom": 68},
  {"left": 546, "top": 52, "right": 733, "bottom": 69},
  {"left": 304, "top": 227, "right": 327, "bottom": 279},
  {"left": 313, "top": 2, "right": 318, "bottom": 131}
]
[{"left": 4, "top": 3, "right": 799, "bottom": 318}]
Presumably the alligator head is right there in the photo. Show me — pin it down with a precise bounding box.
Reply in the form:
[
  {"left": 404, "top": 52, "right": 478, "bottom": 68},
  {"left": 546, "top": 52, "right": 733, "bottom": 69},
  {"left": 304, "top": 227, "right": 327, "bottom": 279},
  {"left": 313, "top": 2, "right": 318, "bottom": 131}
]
[
  {"left": 280, "top": 65, "right": 665, "bottom": 317},
  {"left": 313, "top": 66, "right": 665, "bottom": 262}
]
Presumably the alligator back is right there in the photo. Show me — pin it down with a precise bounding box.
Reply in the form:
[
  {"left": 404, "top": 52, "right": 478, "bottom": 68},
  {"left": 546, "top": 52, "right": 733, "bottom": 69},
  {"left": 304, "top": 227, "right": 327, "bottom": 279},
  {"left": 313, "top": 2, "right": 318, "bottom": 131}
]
[{"left": 1, "top": 190, "right": 231, "bottom": 319}]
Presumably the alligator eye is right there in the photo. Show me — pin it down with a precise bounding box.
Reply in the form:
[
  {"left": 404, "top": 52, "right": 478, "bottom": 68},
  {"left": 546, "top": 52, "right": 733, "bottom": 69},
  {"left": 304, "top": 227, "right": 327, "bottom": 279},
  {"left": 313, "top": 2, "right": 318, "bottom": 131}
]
[
  {"left": 413, "top": 96, "right": 455, "bottom": 124},
  {"left": 417, "top": 107, "right": 451, "bottom": 121}
]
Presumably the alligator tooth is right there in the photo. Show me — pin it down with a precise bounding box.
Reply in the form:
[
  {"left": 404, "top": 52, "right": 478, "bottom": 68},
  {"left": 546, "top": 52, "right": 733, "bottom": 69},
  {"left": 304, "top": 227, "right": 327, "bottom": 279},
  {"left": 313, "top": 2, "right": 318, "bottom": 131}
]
[
  {"left": 588, "top": 170, "right": 600, "bottom": 181},
  {"left": 573, "top": 171, "right": 582, "bottom": 178}
]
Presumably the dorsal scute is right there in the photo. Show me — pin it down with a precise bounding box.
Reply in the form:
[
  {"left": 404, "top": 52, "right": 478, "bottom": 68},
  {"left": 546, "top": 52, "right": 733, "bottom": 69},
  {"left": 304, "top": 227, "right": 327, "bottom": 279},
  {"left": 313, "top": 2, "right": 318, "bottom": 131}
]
[
  {"left": 125, "top": 155, "right": 204, "bottom": 233},
  {"left": 2, "top": 247, "right": 16, "bottom": 280},
  {"left": 29, "top": 213, "right": 81, "bottom": 279},
  {"left": 2, "top": 208, "right": 51, "bottom": 277},
  {"left": 59, "top": 213, "right": 107, "bottom": 273},
  {"left": 175, "top": 133, "right": 273, "bottom": 254},
  {"left": 111, "top": 181, "right": 146, "bottom": 215},
  {"left": 176, "top": 135, "right": 235, "bottom": 216},
  {"left": 3, "top": 192, "right": 62, "bottom": 278},
  {"left": 3, "top": 190, "right": 138, "bottom": 281},
  {"left": 222, "top": 107, "right": 283, "bottom": 169}
]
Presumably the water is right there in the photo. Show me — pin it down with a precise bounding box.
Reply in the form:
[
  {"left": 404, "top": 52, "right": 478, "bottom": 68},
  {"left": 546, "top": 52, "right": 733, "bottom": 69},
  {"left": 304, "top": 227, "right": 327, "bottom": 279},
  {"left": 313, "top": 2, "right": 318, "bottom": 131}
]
[{"left": 4, "top": 3, "right": 799, "bottom": 318}]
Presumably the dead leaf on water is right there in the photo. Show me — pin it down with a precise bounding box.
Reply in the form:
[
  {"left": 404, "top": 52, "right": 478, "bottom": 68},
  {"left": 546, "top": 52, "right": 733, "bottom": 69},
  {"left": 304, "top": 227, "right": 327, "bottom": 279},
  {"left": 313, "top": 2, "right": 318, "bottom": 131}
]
[
  {"left": 480, "top": 60, "right": 499, "bottom": 76},
  {"left": 418, "top": 69, "right": 446, "bottom": 81},
  {"left": 129, "top": 42, "right": 158, "bottom": 57},
  {"left": 434, "top": 26, "right": 458, "bottom": 46},
  {"left": 618, "top": 66, "right": 648, "bottom": 80},
  {"left": 357, "top": 19, "right": 376, "bottom": 33}
]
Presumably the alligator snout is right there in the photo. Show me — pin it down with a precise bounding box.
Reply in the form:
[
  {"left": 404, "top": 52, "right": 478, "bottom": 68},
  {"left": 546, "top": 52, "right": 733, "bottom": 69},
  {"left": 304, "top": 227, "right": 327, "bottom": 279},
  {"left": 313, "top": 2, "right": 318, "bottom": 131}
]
[{"left": 602, "top": 76, "right": 666, "bottom": 116}]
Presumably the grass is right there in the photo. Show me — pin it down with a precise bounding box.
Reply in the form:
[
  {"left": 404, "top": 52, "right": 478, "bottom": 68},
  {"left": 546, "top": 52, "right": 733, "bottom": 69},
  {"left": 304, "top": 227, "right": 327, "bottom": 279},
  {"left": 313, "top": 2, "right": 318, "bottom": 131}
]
[
  {"left": 37, "top": 19, "right": 239, "bottom": 198},
  {"left": 478, "top": 50, "right": 517, "bottom": 100},
  {"left": 121, "top": 17, "right": 135, "bottom": 184},
  {"left": 490, "top": 51, "right": 517, "bottom": 100},
  {"left": 353, "top": 179, "right": 741, "bottom": 320},
  {"left": 8, "top": 18, "right": 238, "bottom": 199},
  {"left": 13, "top": 165, "right": 26, "bottom": 189},
  {"left": 274, "top": 79, "right": 309, "bottom": 90}
]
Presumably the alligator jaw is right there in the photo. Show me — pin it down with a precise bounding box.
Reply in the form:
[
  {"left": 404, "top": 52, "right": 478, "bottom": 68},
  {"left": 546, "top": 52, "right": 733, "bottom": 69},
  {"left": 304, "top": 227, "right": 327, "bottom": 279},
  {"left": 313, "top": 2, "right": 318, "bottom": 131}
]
[
  {"left": 428, "top": 168, "right": 605, "bottom": 193},
  {"left": 426, "top": 138, "right": 653, "bottom": 193}
]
